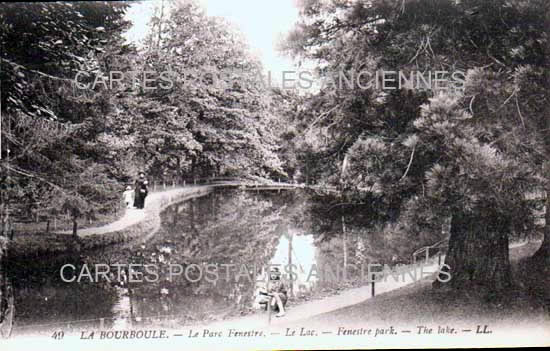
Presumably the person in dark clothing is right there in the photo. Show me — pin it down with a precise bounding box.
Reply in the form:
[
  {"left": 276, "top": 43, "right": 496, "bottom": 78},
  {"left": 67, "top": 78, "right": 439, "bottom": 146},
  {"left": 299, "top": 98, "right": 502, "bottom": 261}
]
[
  {"left": 133, "top": 172, "right": 149, "bottom": 209},
  {"left": 265, "top": 268, "right": 288, "bottom": 317},
  {"left": 269, "top": 278, "right": 288, "bottom": 317}
]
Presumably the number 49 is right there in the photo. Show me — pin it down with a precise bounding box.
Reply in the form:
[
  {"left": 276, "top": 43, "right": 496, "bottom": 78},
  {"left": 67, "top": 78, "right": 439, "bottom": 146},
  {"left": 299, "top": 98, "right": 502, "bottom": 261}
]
[{"left": 51, "top": 330, "right": 65, "bottom": 340}]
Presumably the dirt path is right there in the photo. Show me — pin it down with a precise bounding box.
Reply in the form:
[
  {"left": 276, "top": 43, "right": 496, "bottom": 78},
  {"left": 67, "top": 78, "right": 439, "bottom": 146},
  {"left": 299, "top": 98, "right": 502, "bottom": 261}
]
[
  {"left": 56, "top": 186, "right": 212, "bottom": 237},
  {"left": 194, "top": 241, "right": 535, "bottom": 331},
  {"left": 55, "top": 181, "right": 300, "bottom": 237},
  {"left": 52, "top": 187, "right": 540, "bottom": 335},
  {"left": 195, "top": 260, "right": 444, "bottom": 330}
]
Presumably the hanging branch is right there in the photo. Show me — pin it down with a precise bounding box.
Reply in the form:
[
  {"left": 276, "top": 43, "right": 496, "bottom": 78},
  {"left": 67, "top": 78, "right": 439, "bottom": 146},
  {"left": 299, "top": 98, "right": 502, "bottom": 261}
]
[
  {"left": 514, "top": 93, "right": 526, "bottom": 129},
  {"left": 2, "top": 163, "right": 67, "bottom": 194},
  {"left": 1, "top": 165, "right": 100, "bottom": 206},
  {"left": 1, "top": 58, "right": 75, "bottom": 83},
  {"left": 325, "top": 202, "right": 367, "bottom": 213},
  {"left": 302, "top": 103, "right": 341, "bottom": 135},
  {"left": 400, "top": 144, "right": 416, "bottom": 182},
  {"left": 469, "top": 95, "right": 476, "bottom": 115},
  {"left": 157, "top": 0, "right": 165, "bottom": 52}
]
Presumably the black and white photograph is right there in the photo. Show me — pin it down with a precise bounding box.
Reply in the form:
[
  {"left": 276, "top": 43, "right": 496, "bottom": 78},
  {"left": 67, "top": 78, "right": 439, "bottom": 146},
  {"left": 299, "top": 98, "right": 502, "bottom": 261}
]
[{"left": 0, "top": 0, "right": 549, "bottom": 350}]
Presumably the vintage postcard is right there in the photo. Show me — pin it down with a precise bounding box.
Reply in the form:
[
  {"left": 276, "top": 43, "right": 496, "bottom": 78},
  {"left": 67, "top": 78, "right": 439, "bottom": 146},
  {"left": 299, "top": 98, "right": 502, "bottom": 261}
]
[{"left": 1, "top": 0, "right": 549, "bottom": 350}]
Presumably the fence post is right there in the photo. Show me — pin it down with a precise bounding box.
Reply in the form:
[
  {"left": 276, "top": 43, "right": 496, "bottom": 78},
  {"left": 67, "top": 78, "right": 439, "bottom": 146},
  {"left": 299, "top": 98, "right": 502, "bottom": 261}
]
[
  {"left": 100, "top": 318, "right": 105, "bottom": 330},
  {"left": 267, "top": 270, "right": 271, "bottom": 325},
  {"left": 425, "top": 248, "right": 429, "bottom": 263},
  {"left": 371, "top": 273, "right": 376, "bottom": 297}
]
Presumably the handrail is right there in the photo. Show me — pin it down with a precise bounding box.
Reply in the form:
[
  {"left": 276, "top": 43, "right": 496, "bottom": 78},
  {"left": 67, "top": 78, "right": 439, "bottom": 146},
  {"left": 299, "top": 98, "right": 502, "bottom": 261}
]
[
  {"left": 13, "top": 177, "right": 340, "bottom": 234},
  {"left": 412, "top": 238, "right": 449, "bottom": 257},
  {"left": 412, "top": 237, "right": 449, "bottom": 264}
]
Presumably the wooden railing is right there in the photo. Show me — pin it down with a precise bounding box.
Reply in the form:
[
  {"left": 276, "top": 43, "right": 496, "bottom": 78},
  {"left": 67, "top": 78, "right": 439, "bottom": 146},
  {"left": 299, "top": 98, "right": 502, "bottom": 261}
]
[
  {"left": 412, "top": 238, "right": 449, "bottom": 265},
  {"left": 8, "top": 176, "right": 339, "bottom": 237}
]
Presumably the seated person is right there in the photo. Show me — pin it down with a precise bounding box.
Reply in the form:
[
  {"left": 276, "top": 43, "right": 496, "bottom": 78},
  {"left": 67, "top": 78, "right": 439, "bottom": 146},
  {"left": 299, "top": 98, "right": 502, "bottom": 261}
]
[
  {"left": 269, "top": 278, "right": 288, "bottom": 317},
  {"left": 258, "top": 268, "right": 288, "bottom": 317}
]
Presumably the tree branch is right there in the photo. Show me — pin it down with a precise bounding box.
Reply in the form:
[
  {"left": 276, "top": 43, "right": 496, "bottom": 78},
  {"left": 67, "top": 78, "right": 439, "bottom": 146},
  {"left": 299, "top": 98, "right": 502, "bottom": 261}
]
[
  {"left": 303, "top": 104, "right": 341, "bottom": 135},
  {"left": 1, "top": 57, "right": 75, "bottom": 83},
  {"left": 400, "top": 144, "right": 416, "bottom": 182},
  {"left": 515, "top": 93, "right": 526, "bottom": 129}
]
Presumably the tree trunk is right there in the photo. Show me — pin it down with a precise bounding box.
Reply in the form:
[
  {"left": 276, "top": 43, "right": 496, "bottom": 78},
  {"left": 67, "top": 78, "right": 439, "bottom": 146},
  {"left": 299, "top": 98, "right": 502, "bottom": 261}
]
[
  {"left": 172, "top": 204, "right": 178, "bottom": 226},
  {"left": 524, "top": 6, "right": 550, "bottom": 313},
  {"left": 191, "top": 158, "right": 196, "bottom": 183},
  {"left": 540, "top": 188, "right": 550, "bottom": 248},
  {"left": 536, "top": 6, "right": 550, "bottom": 258},
  {"left": 0, "top": 204, "right": 7, "bottom": 237},
  {"left": 534, "top": 3, "right": 550, "bottom": 262},
  {"left": 211, "top": 193, "right": 218, "bottom": 217},
  {"left": 532, "top": 183, "right": 550, "bottom": 261},
  {"left": 436, "top": 212, "right": 512, "bottom": 293},
  {"left": 72, "top": 218, "right": 78, "bottom": 238}
]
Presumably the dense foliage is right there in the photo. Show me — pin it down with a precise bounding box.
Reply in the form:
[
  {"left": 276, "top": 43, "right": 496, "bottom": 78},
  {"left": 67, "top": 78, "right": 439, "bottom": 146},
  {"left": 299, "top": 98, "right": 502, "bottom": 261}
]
[
  {"left": 1, "top": 0, "right": 549, "bottom": 297},
  {"left": 0, "top": 2, "right": 132, "bottom": 232},
  {"left": 0, "top": 1, "right": 291, "bottom": 233},
  {"left": 283, "top": 0, "right": 550, "bottom": 290}
]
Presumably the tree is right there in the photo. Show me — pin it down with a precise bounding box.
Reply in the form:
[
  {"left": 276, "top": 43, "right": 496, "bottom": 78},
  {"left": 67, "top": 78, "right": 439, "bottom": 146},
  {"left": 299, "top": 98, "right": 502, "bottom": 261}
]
[
  {"left": 0, "top": 2, "right": 130, "bottom": 121},
  {"left": 531, "top": 0, "right": 550, "bottom": 261},
  {"left": 108, "top": 0, "right": 286, "bottom": 181},
  {"left": 283, "top": 0, "right": 548, "bottom": 293},
  {"left": 0, "top": 2, "right": 131, "bottom": 233}
]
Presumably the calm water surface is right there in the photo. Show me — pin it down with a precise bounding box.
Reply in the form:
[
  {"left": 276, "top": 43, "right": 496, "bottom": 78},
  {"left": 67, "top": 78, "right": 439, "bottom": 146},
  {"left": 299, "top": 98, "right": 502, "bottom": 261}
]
[
  {"left": 8, "top": 190, "right": 321, "bottom": 334},
  {"left": 7, "top": 188, "right": 408, "bottom": 335}
]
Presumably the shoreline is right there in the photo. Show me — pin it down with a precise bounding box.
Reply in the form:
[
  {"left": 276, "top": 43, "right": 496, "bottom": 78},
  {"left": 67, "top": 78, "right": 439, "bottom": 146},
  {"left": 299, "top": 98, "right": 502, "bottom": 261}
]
[{"left": 7, "top": 186, "right": 214, "bottom": 259}]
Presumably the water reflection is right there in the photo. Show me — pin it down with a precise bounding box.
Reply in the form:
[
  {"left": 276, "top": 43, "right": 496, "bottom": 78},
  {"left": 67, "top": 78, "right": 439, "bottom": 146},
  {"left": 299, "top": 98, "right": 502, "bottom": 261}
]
[
  {"left": 120, "top": 190, "right": 300, "bottom": 326},
  {"left": 7, "top": 251, "right": 118, "bottom": 335},
  {"left": 7, "top": 188, "right": 411, "bottom": 334},
  {"left": 0, "top": 273, "right": 14, "bottom": 338},
  {"left": 267, "top": 232, "right": 318, "bottom": 297},
  {"left": 68, "top": 189, "right": 306, "bottom": 327}
]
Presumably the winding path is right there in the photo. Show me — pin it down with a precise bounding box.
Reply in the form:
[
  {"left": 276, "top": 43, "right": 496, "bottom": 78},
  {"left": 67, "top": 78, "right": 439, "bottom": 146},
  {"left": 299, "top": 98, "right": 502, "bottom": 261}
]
[
  {"left": 34, "top": 183, "right": 538, "bottom": 337},
  {"left": 57, "top": 186, "right": 212, "bottom": 236},
  {"left": 198, "top": 241, "right": 532, "bottom": 330},
  {"left": 57, "top": 178, "right": 337, "bottom": 237},
  {"left": 56, "top": 180, "right": 333, "bottom": 237},
  {"left": 54, "top": 182, "right": 535, "bottom": 329},
  {"left": 206, "top": 260, "right": 446, "bottom": 330}
]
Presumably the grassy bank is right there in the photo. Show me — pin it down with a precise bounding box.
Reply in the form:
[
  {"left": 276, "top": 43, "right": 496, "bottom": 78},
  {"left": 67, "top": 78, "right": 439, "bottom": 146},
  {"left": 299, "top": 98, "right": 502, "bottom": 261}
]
[
  {"left": 8, "top": 187, "right": 213, "bottom": 260},
  {"left": 13, "top": 211, "right": 123, "bottom": 236},
  {"left": 298, "top": 242, "right": 549, "bottom": 330}
]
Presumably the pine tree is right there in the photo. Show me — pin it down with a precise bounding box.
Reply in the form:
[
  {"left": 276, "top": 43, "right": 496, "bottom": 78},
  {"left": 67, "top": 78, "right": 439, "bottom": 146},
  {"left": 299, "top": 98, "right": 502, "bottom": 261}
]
[
  {"left": 284, "top": 0, "right": 548, "bottom": 293},
  {"left": 109, "top": 0, "right": 285, "bottom": 181},
  {"left": 0, "top": 2, "right": 131, "bottom": 236}
]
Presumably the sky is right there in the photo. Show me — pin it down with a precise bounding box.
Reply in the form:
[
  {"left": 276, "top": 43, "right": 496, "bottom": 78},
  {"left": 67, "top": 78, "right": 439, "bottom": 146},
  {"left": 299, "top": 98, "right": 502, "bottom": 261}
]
[{"left": 123, "top": 0, "right": 300, "bottom": 77}]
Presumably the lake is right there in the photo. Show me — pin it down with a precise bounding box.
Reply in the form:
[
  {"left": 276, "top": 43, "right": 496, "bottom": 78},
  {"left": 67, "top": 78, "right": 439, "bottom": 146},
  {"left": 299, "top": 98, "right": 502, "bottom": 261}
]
[{"left": 7, "top": 188, "right": 413, "bottom": 336}]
